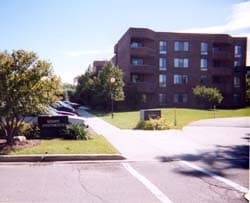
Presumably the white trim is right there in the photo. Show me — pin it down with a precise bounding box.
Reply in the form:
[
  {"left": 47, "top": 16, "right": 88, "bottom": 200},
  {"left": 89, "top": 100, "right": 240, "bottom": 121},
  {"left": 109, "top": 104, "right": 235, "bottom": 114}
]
[
  {"left": 180, "top": 160, "right": 248, "bottom": 193},
  {"left": 123, "top": 163, "right": 173, "bottom": 203}
]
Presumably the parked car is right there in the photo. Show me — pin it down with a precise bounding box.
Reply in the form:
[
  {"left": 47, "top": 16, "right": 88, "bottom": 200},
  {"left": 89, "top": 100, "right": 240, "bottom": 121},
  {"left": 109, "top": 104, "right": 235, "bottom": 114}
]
[
  {"left": 63, "top": 100, "right": 81, "bottom": 109},
  {"left": 24, "top": 106, "right": 85, "bottom": 125},
  {"left": 48, "top": 106, "right": 77, "bottom": 116},
  {"left": 51, "top": 101, "right": 77, "bottom": 114}
]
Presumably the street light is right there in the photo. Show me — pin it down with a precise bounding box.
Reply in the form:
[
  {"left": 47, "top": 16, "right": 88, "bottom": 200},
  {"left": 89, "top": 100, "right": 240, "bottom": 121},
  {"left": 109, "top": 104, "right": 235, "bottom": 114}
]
[{"left": 110, "top": 77, "right": 116, "bottom": 119}]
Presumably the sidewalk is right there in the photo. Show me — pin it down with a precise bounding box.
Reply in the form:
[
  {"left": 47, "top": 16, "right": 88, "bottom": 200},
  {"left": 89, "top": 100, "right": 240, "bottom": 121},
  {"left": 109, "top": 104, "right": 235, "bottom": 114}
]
[
  {"left": 77, "top": 109, "right": 207, "bottom": 161},
  {"left": 78, "top": 109, "right": 250, "bottom": 161}
]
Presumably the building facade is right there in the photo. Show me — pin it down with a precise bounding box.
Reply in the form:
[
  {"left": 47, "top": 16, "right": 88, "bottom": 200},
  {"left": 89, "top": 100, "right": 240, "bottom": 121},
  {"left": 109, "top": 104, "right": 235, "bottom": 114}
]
[{"left": 112, "top": 27, "right": 247, "bottom": 109}]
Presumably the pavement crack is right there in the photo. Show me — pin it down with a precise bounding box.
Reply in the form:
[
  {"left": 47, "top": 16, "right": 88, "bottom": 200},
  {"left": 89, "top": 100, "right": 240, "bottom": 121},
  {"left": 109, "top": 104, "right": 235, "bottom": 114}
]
[
  {"left": 200, "top": 176, "right": 244, "bottom": 201},
  {"left": 76, "top": 168, "right": 110, "bottom": 203}
]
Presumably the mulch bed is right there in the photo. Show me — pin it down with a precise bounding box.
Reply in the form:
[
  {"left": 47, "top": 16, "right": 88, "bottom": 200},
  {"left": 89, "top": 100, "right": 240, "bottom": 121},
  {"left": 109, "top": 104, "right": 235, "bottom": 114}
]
[{"left": 0, "top": 139, "right": 41, "bottom": 154}]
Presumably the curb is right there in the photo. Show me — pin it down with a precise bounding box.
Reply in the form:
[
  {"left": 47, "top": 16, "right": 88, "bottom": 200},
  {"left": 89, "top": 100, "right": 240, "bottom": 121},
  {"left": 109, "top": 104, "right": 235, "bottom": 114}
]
[{"left": 0, "top": 154, "right": 126, "bottom": 162}]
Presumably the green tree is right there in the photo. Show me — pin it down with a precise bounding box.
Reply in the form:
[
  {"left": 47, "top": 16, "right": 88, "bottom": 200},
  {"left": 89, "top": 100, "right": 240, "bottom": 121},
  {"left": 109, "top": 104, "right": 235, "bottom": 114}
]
[
  {"left": 75, "top": 71, "right": 97, "bottom": 105},
  {"left": 63, "top": 83, "right": 76, "bottom": 101},
  {"left": 193, "top": 85, "right": 223, "bottom": 108},
  {"left": 0, "top": 50, "right": 62, "bottom": 144},
  {"left": 98, "top": 62, "right": 124, "bottom": 102},
  {"left": 75, "top": 62, "right": 124, "bottom": 110}
]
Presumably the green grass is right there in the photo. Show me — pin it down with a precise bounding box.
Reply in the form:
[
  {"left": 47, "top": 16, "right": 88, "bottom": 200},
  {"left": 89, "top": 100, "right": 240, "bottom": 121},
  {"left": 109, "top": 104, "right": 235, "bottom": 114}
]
[
  {"left": 4, "top": 135, "right": 118, "bottom": 155},
  {"left": 93, "top": 107, "right": 250, "bottom": 129}
]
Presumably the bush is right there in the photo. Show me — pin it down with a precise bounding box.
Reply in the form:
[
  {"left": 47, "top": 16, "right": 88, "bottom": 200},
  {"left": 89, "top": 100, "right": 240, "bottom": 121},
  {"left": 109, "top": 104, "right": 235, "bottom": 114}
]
[
  {"left": 18, "top": 122, "right": 40, "bottom": 139},
  {"left": 64, "top": 124, "right": 89, "bottom": 140},
  {"left": 193, "top": 85, "right": 223, "bottom": 108},
  {"left": 136, "top": 118, "right": 171, "bottom": 130}
]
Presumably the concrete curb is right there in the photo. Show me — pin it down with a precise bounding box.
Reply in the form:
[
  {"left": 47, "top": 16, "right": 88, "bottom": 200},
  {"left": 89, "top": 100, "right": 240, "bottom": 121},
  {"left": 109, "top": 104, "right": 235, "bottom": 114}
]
[{"left": 0, "top": 154, "right": 126, "bottom": 162}]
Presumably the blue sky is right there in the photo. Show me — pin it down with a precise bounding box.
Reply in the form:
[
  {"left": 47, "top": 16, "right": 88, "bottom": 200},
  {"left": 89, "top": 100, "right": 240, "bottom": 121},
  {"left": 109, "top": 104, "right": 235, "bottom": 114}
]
[{"left": 0, "top": 0, "right": 249, "bottom": 83}]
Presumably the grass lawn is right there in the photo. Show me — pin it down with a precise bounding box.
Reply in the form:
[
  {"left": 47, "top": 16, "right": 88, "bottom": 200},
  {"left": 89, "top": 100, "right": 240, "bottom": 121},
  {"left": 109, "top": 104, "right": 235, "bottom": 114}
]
[
  {"left": 1, "top": 135, "right": 118, "bottom": 155},
  {"left": 93, "top": 107, "right": 250, "bottom": 129}
]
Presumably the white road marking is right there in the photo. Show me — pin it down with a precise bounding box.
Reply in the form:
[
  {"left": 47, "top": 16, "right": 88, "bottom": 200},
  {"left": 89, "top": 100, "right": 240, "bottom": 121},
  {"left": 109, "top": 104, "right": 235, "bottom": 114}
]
[
  {"left": 180, "top": 160, "right": 249, "bottom": 193},
  {"left": 122, "top": 163, "right": 172, "bottom": 203}
]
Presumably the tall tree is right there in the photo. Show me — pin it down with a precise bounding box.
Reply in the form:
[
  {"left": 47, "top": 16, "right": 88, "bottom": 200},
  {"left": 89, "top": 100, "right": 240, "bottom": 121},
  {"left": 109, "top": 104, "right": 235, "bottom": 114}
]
[
  {"left": 0, "top": 50, "right": 62, "bottom": 144},
  {"left": 75, "top": 62, "right": 124, "bottom": 109},
  {"left": 98, "top": 62, "right": 124, "bottom": 102}
]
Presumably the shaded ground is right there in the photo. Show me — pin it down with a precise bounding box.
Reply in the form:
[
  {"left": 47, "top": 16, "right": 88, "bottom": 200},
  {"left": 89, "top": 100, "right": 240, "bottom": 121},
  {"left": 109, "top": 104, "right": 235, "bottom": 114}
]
[
  {"left": 159, "top": 144, "right": 249, "bottom": 173},
  {"left": 0, "top": 139, "right": 41, "bottom": 155},
  {"left": 158, "top": 143, "right": 249, "bottom": 190}
]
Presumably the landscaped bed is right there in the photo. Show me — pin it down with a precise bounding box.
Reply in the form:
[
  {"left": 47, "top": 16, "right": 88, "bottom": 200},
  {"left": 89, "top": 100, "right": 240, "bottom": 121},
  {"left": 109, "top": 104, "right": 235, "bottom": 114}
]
[{"left": 0, "top": 134, "right": 117, "bottom": 155}]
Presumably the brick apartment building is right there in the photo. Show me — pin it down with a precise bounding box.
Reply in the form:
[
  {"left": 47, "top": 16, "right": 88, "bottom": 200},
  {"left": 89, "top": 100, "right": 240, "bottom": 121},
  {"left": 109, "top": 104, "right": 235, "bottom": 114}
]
[{"left": 94, "top": 27, "right": 247, "bottom": 109}]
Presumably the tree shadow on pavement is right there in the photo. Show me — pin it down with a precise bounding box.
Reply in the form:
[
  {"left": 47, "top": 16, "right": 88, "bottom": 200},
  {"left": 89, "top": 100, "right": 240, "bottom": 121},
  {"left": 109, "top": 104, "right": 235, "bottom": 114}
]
[
  {"left": 158, "top": 144, "right": 249, "bottom": 178},
  {"left": 242, "top": 133, "right": 250, "bottom": 141}
]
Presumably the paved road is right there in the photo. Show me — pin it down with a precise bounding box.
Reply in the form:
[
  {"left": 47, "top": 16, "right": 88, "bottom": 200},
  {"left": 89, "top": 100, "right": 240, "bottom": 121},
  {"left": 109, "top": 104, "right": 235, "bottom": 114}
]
[
  {"left": 0, "top": 110, "right": 248, "bottom": 202},
  {"left": 0, "top": 161, "right": 247, "bottom": 203}
]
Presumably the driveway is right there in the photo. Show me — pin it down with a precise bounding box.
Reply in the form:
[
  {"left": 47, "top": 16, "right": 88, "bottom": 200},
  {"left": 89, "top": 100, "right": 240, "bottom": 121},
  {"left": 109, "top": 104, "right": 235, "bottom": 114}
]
[
  {"left": 77, "top": 109, "right": 249, "bottom": 191},
  {"left": 77, "top": 109, "right": 249, "bottom": 162}
]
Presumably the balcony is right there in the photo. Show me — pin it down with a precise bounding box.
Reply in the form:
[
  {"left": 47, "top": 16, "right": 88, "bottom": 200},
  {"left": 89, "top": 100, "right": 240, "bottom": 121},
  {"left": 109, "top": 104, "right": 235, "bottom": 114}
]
[
  {"left": 211, "top": 66, "right": 232, "bottom": 76},
  {"left": 212, "top": 50, "right": 231, "bottom": 60},
  {"left": 212, "top": 42, "right": 231, "bottom": 60},
  {"left": 130, "top": 46, "right": 156, "bottom": 57},
  {"left": 129, "top": 82, "right": 156, "bottom": 93},
  {"left": 131, "top": 64, "right": 155, "bottom": 74},
  {"left": 130, "top": 38, "right": 155, "bottom": 57}
]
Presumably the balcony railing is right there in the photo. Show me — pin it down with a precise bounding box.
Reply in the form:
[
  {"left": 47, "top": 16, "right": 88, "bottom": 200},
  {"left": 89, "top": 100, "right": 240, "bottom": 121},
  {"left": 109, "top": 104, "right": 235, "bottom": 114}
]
[
  {"left": 131, "top": 64, "right": 155, "bottom": 74},
  {"left": 130, "top": 46, "right": 156, "bottom": 56},
  {"left": 212, "top": 50, "right": 231, "bottom": 60},
  {"left": 129, "top": 82, "right": 156, "bottom": 93}
]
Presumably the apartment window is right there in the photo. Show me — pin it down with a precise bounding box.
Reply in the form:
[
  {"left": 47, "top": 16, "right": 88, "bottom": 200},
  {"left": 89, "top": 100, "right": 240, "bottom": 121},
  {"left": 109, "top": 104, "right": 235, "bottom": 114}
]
[
  {"left": 173, "top": 93, "right": 188, "bottom": 103},
  {"left": 200, "top": 75, "right": 208, "bottom": 84},
  {"left": 130, "top": 41, "right": 143, "bottom": 48},
  {"left": 131, "top": 74, "right": 144, "bottom": 83},
  {"left": 159, "top": 93, "right": 167, "bottom": 105},
  {"left": 201, "top": 42, "right": 208, "bottom": 55},
  {"left": 174, "top": 74, "right": 188, "bottom": 84},
  {"left": 233, "top": 94, "right": 240, "bottom": 103},
  {"left": 159, "top": 58, "right": 167, "bottom": 70},
  {"left": 200, "top": 58, "right": 208, "bottom": 71},
  {"left": 174, "top": 41, "right": 189, "bottom": 51},
  {"left": 131, "top": 57, "right": 143, "bottom": 65},
  {"left": 234, "top": 45, "right": 242, "bottom": 58},
  {"left": 159, "top": 41, "right": 167, "bottom": 54},
  {"left": 234, "top": 60, "right": 242, "bottom": 67},
  {"left": 233, "top": 76, "right": 240, "bottom": 88},
  {"left": 174, "top": 58, "right": 189, "bottom": 68},
  {"left": 159, "top": 74, "right": 167, "bottom": 87},
  {"left": 141, "top": 94, "right": 147, "bottom": 103}
]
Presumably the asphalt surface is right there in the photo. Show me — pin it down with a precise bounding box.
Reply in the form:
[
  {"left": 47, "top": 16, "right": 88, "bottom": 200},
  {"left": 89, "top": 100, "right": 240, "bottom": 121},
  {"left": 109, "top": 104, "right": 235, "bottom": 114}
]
[
  {"left": 0, "top": 109, "right": 249, "bottom": 202},
  {"left": 0, "top": 161, "right": 247, "bottom": 203}
]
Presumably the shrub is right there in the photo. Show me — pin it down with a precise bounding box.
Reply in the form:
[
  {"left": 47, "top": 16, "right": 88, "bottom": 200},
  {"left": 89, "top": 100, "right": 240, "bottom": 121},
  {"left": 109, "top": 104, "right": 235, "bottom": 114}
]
[
  {"left": 18, "top": 122, "right": 40, "bottom": 139},
  {"left": 64, "top": 124, "right": 89, "bottom": 140},
  {"left": 193, "top": 85, "right": 223, "bottom": 108},
  {"left": 136, "top": 118, "right": 171, "bottom": 130}
]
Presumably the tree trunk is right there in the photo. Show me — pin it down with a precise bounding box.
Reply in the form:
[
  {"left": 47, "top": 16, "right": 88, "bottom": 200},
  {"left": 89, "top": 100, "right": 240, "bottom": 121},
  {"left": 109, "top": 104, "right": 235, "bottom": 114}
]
[
  {"left": 5, "top": 126, "right": 15, "bottom": 145},
  {"left": 6, "top": 134, "right": 14, "bottom": 145}
]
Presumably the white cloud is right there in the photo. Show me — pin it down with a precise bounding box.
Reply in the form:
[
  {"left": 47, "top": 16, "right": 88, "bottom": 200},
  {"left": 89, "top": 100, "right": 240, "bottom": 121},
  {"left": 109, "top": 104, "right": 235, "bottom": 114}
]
[
  {"left": 226, "top": 1, "right": 250, "bottom": 31},
  {"left": 183, "top": 1, "right": 250, "bottom": 33},
  {"left": 64, "top": 49, "right": 113, "bottom": 57},
  {"left": 181, "top": 1, "right": 250, "bottom": 65}
]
